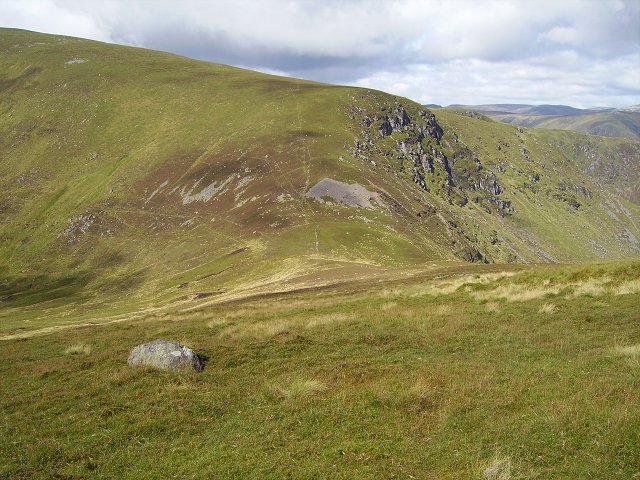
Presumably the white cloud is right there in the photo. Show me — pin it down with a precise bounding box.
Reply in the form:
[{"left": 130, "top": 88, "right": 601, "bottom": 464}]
[
  {"left": 0, "top": 0, "right": 110, "bottom": 41},
  {"left": 0, "top": 0, "right": 638, "bottom": 107},
  {"left": 356, "top": 52, "right": 640, "bottom": 108}
]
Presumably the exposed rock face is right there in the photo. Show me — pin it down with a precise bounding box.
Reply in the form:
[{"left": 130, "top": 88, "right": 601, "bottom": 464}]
[
  {"left": 127, "top": 340, "right": 203, "bottom": 372},
  {"left": 347, "top": 100, "right": 517, "bottom": 262},
  {"left": 556, "top": 184, "right": 593, "bottom": 199},
  {"left": 349, "top": 101, "right": 513, "bottom": 215}
]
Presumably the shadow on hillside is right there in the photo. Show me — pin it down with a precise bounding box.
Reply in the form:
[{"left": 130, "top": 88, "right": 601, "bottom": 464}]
[{"left": 0, "top": 268, "right": 148, "bottom": 309}]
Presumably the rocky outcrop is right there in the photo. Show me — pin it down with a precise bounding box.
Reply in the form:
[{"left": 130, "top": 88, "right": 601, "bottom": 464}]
[
  {"left": 349, "top": 101, "right": 513, "bottom": 215},
  {"left": 347, "top": 100, "right": 517, "bottom": 261},
  {"left": 556, "top": 184, "right": 593, "bottom": 199},
  {"left": 59, "top": 213, "right": 96, "bottom": 245},
  {"left": 127, "top": 340, "right": 203, "bottom": 372}
]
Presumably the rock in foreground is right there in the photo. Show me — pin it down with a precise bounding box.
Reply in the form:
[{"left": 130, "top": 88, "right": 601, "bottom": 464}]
[{"left": 127, "top": 340, "right": 202, "bottom": 372}]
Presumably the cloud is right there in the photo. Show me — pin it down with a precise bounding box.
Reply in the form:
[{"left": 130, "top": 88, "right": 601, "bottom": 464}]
[
  {"left": 356, "top": 52, "right": 640, "bottom": 108},
  {"left": 0, "top": 0, "right": 109, "bottom": 41},
  {"left": 0, "top": 0, "right": 638, "bottom": 107}
]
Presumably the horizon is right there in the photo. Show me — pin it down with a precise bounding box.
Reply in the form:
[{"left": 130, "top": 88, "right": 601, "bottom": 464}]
[{"left": 1, "top": 0, "right": 639, "bottom": 109}]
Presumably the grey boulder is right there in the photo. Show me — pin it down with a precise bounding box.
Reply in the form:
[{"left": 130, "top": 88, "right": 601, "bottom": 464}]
[{"left": 127, "top": 340, "right": 202, "bottom": 372}]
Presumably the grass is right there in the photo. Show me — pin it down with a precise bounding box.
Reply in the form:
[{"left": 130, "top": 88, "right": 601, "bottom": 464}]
[
  {"left": 538, "top": 302, "right": 557, "bottom": 314},
  {"left": 0, "top": 260, "right": 638, "bottom": 478},
  {"left": 270, "top": 378, "right": 328, "bottom": 400},
  {"left": 481, "top": 457, "right": 513, "bottom": 480},
  {"left": 1, "top": 28, "right": 640, "bottom": 339},
  {"left": 1, "top": 28, "right": 639, "bottom": 478},
  {"left": 63, "top": 343, "right": 92, "bottom": 355},
  {"left": 613, "top": 343, "right": 640, "bottom": 358},
  {"left": 613, "top": 278, "right": 640, "bottom": 296}
]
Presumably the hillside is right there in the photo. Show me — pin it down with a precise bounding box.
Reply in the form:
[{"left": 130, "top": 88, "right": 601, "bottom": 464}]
[
  {"left": 449, "top": 104, "right": 640, "bottom": 139},
  {"left": 1, "top": 29, "right": 639, "bottom": 333},
  {"left": 1, "top": 28, "right": 639, "bottom": 479}
]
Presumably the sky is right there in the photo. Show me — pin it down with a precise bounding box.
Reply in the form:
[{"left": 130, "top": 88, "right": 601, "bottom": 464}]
[{"left": 1, "top": 0, "right": 639, "bottom": 108}]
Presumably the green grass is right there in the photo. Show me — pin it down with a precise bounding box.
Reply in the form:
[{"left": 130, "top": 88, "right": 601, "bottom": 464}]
[
  {"left": 485, "top": 110, "right": 640, "bottom": 139},
  {"left": 1, "top": 28, "right": 639, "bottom": 327},
  {"left": 1, "top": 261, "right": 638, "bottom": 478},
  {"left": 0, "top": 29, "right": 639, "bottom": 478}
]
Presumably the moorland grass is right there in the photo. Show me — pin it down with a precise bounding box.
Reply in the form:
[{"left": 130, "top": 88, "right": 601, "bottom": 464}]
[{"left": 1, "top": 261, "right": 638, "bottom": 479}]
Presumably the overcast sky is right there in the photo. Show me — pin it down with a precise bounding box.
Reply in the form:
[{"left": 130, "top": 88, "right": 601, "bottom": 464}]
[{"left": 2, "top": 0, "right": 639, "bottom": 108}]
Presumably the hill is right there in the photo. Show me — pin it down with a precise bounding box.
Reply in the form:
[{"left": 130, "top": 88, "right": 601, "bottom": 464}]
[
  {"left": 1, "top": 29, "right": 639, "bottom": 479},
  {"left": 449, "top": 104, "right": 640, "bottom": 139},
  {"left": 0, "top": 28, "right": 639, "bottom": 333}
]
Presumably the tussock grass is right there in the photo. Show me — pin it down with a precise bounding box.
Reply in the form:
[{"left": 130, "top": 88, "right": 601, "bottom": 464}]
[
  {"left": 471, "top": 274, "right": 626, "bottom": 303},
  {"left": 432, "top": 304, "right": 452, "bottom": 315},
  {"left": 481, "top": 456, "right": 512, "bottom": 480},
  {"left": 539, "top": 303, "right": 557, "bottom": 314},
  {"left": 613, "top": 343, "right": 640, "bottom": 358},
  {"left": 397, "top": 308, "right": 417, "bottom": 318},
  {"left": 270, "top": 378, "right": 327, "bottom": 399},
  {"left": 385, "top": 272, "right": 519, "bottom": 299},
  {"left": 484, "top": 301, "right": 501, "bottom": 312},
  {"left": 380, "top": 301, "right": 398, "bottom": 311},
  {"left": 570, "top": 277, "right": 611, "bottom": 297},
  {"left": 63, "top": 343, "right": 91, "bottom": 355},
  {"left": 406, "top": 379, "right": 442, "bottom": 412},
  {"left": 613, "top": 279, "right": 640, "bottom": 296},
  {"left": 472, "top": 284, "right": 562, "bottom": 302},
  {"left": 223, "top": 308, "right": 251, "bottom": 319},
  {"left": 305, "top": 312, "right": 355, "bottom": 329},
  {"left": 219, "top": 312, "right": 355, "bottom": 339},
  {"left": 206, "top": 318, "right": 230, "bottom": 328}
]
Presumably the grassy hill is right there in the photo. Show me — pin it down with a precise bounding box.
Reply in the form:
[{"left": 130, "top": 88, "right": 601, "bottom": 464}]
[
  {"left": 1, "top": 29, "right": 639, "bottom": 478},
  {"left": 1, "top": 28, "right": 639, "bottom": 333},
  {"left": 449, "top": 104, "right": 640, "bottom": 139},
  {"left": 0, "top": 29, "right": 640, "bottom": 322}
]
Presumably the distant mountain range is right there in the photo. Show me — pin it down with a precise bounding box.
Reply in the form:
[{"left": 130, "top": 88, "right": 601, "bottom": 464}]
[{"left": 439, "top": 103, "right": 640, "bottom": 139}]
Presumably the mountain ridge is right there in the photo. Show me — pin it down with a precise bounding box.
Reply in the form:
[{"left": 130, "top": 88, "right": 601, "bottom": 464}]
[{"left": 445, "top": 103, "right": 640, "bottom": 139}]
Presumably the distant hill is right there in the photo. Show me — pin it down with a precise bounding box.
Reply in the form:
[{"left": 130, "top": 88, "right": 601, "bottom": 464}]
[{"left": 447, "top": 104, "right": 640, "bottom": 139}]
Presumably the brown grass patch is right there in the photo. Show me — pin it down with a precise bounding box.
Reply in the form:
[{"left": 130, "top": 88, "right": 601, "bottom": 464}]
[
  {"left": 538, "top": 303, "right": 557, "bottom": 314},
  {"left": 63, "top": 343, "right": 91, "bottom": 355},
  {"left": 270, "top": 378, "right": 327, "bottom": 399}
]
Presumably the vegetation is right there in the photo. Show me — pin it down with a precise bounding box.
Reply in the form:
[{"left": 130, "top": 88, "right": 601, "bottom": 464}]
[
  {"left": 1, "top": 261, "right": 639, "bottom": 478},
  {"left": 1, "top": 29, "right": 639, "bottom": 479},
  {"left": 447, "top": 104, "right": 640, "bottom": 139},
  {"left": 1, "top": 29, "right": 639, "bottom": 335}
]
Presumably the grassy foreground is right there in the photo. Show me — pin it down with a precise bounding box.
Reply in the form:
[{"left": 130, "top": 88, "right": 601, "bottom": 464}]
[{"left": 1, "top": 261, "right": 639, "bottom": 479}]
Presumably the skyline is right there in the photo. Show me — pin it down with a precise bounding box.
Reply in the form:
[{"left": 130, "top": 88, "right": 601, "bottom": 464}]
[{"left": 1, "top": 0, "right": 639, "bottom": 108}]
